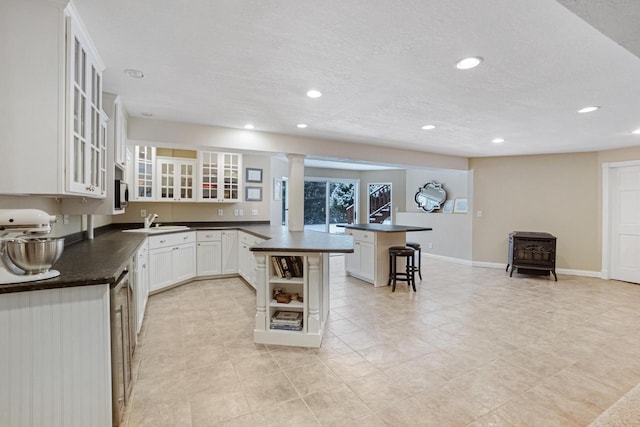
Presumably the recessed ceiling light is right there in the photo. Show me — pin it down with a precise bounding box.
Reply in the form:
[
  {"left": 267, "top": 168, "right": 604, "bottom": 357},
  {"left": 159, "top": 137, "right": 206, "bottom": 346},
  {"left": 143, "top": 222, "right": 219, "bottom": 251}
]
[
  {"left": 306, "top": 89, "right": 322, "bottom": 98},
  {"left": 455, "top": 57, "right": 483, "bottom": 70},
  {"left": 124, "top": 69, "right": 144, "bottom": 78},
  {"left": 297, "top": 123, "right": 308, "bottom": 129},
  {"left": 632, "top": 128, "right": 640, "bottom": 135},
  {"left": 578, "top": 106, "right": 599, "bottom": 113},
  {"left": 421, "top": 125, "right": 436, "bottom": 130},
  {"left": 244, "top": 124, "right": 254, "bottom": 130},
  {"left": 141, "top": 112, "right": 153, "bottom": 117},
  {"left": 492, "top": 138, "right": 505, "bottom": 144}
]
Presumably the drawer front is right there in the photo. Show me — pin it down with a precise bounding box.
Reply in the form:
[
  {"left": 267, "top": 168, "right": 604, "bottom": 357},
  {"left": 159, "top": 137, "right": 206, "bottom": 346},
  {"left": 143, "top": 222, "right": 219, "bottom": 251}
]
[
  {"left": 148, "top": 231, "right": 194, "bottom": 249},
  {"left": 350, "top": 229, "right": 374, "bottom": 243},
  {"left": 197, "top": 230, "right": 222, "bottom": 242}
]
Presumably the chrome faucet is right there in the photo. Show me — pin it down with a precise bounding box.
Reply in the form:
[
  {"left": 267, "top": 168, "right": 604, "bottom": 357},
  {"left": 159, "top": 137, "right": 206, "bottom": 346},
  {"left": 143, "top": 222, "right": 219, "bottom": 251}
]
[{"left": 144, "top": 213, "right": 158, "bottom": 229}]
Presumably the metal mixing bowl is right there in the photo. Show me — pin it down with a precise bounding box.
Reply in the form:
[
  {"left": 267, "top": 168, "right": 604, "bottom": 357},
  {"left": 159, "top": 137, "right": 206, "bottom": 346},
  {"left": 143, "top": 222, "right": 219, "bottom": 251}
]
[{"left": 5, "top": 237, "right": 65, "bottom": 274}]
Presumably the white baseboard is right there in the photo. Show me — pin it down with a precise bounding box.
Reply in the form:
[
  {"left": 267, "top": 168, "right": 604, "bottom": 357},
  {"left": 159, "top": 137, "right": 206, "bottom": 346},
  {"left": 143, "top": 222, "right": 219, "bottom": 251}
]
[
  {"left": 422, "top": 253, "right": 473, "bottom": 266},
  {"left": 424, "top": 254, "right": 603, "bottom": 278}
]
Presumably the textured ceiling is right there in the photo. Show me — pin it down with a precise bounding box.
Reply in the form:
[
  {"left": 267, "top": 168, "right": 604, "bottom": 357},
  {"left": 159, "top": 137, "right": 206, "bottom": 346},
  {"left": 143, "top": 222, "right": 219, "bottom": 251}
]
[{"left": 72, "top": 0, "right": 640, "bottom": 159}]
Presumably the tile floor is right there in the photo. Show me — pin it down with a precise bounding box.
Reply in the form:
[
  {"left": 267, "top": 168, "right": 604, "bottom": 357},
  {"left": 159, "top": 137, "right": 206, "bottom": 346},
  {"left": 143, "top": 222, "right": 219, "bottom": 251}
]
[{"left": 123, "top": 256, "right": 640, "bottom": 427}]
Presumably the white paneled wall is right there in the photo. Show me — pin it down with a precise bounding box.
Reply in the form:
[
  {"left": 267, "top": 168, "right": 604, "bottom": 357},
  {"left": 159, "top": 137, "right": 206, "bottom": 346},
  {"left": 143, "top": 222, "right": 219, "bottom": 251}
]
[{"left": 0, "top": 285, "right": 112, "bottom": 427}]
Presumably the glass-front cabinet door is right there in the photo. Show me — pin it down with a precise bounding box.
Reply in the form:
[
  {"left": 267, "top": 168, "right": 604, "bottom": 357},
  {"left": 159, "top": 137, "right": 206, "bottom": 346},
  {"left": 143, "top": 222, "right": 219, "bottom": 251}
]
[
  {"left": 221, "top": 153, "right": 240, "bottom": 202},
  {"left": 66, "top": 13, "right": 105, "bottom": 197},
  {"left": 197, "top": 152, "right": 241, "bottom": 202},
  {"left": 156, "top": 158, "right": 195, "bottom": 202},
  {"left": 134, "top": 146, "right": 156, "bottom": 200},
  {"left": 199, "top": 151, "right": 219, "bottom": 201}
]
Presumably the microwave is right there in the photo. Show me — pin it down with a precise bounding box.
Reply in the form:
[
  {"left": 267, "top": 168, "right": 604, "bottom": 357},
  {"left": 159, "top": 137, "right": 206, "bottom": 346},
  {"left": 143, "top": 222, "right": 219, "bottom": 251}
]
[{"left": 114, "top": 180, "right": 129, "bottom": 210}]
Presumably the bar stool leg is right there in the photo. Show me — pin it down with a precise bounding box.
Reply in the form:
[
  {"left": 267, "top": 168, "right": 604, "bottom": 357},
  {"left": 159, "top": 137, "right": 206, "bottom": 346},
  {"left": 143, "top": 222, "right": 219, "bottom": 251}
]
[
  {"left": 391, "top": 254, "right": 397, "bottom": 292},
  {"left": 387, "top": 253, "right": 392, "bottom": 287},
  {"left": 416, "top": 247, "right": 422, "bottom": 281},
  {"left": 410, "top": 254, "right": 416, "bottom": 292}
]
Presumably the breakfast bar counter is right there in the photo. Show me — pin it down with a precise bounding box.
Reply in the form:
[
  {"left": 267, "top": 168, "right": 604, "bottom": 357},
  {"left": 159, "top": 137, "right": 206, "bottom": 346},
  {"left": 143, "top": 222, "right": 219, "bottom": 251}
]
[{"left": 340, "top": 223, "right": 432, "bottom": 286}]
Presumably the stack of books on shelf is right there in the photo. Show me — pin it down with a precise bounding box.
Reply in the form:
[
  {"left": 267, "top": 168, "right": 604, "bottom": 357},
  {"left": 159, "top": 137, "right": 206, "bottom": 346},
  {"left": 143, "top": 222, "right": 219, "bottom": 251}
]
[
  {"left": 270, "top": 311, "right": 303, "bottom": 331},
  {"left": 271, "top": 256, "right": 303, "bottom": 279}
]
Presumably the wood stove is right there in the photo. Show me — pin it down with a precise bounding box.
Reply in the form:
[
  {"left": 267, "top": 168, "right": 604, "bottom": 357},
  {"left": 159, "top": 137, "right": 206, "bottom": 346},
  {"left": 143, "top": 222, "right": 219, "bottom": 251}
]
[{"left": 506, "top": 231, "right": 557, "bottom": 281}]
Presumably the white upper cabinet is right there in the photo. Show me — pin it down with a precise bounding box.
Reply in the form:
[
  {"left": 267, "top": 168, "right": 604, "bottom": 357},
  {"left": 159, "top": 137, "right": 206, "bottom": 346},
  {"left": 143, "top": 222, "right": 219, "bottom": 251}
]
[
  {"left": 0, "top": 1, "right": 105, "bottom": 197},
  {"left": 132, "top": 146, "right": 156, "bottom": 201},
  {"left": 156, "top": 157, "right": 196, "bottom": 202},
  {"left": 198, "top": 151, "right": 242, "bottom": 202}
]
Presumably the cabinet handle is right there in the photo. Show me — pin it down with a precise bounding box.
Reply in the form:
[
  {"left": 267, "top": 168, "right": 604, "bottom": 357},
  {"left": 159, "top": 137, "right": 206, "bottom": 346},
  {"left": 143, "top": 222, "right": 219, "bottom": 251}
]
[
  {"left": 183, "top": 236, "right": 189, "bottom": 240},
  {"left": 160, "top": 239, "right": 166, "bottom": 243}
]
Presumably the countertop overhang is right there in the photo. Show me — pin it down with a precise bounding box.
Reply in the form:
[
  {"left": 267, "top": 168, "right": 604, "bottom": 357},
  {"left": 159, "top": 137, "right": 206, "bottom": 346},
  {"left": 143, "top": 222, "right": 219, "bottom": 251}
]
[{"left": 340, "top": 224, "right": 433, "bottom": 232}]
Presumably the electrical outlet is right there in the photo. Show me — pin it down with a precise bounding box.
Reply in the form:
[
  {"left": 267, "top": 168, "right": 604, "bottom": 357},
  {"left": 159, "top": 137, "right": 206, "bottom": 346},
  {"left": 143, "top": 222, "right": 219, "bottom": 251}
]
[
  {"left": 251, "top": 209, "right": 258, "bottom": 216},
  {"left": 218, "top": 209, "right": 224, "bottom": 216},
  {"left": 238, "top": 208, "right": 244, "bottom": 216},
  {"left": 140, "top": 209, "right": 147, "bottom": 218},
  {"left": 63, "top": 214, "right": 69, "bottom": 225},
  {"left": 428, "top": 242, "right": 433, "bottom": 249},
  {"left": 476, "top": 210, "right": 483, "bottom": 217},
  {"left": 233, "top": 208, "right": 238, "bottom": 216}
]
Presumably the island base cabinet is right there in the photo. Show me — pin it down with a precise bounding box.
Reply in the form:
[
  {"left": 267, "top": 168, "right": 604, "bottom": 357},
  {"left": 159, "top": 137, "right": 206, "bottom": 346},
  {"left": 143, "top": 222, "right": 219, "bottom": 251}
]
[
  {"left": 0, "top": 285, "right": 112, "bottom": 427},
  {"left": 253, "top": 252, "right": 330, "bottom": 348}
]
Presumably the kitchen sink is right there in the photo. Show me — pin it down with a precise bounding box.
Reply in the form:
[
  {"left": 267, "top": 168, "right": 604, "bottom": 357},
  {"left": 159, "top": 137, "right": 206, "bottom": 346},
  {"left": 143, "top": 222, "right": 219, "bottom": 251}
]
[{"left": 122, "top": 225, "right": 190, "bottom": 234}]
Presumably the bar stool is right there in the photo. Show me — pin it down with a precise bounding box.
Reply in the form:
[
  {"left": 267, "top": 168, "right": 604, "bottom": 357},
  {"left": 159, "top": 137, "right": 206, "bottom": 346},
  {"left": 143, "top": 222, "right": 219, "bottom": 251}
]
[
  {"left": 406, "top": 241, "right": 422, "bottom": 280},
  {"left": 387, "top": 246, "right": 416, "bottom": 292}
]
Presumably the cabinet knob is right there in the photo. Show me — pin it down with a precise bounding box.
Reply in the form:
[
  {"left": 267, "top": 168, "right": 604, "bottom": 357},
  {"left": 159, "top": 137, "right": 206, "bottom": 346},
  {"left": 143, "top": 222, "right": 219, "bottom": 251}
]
[
  {"left": 160, "top": 239, "right": 166, "bottom": 243},
  {"left": 183, "top": 236, "right": 189, "bottom": 240}
]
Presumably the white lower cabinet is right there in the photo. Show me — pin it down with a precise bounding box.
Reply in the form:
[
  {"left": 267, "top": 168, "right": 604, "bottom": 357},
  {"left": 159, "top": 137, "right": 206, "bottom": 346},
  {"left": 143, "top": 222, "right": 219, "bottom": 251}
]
[
  {"left": 345, "top": 229, "right": 375, "bottom": 283},
  {"left": 148, "top": 232, "right": 196, "bottom": 292},
  {"left": 221, "top": 230, "right": 238, "bottom": 274},
  {"left": 238, "top": 231, "right": 264, "bottom": 289},
  {"left": 0, "top": 285, "right": 112, "bottom": 427},
  {"left": 197, "top": 231, "right": 222, "bottom": 276},
  {"left": 134, "top": 240, "right": 149, "bottom": 335}
]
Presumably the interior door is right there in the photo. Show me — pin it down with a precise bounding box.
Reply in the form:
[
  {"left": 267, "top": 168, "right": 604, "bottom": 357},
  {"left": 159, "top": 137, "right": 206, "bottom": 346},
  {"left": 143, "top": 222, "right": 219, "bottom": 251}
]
[{"left": 611, "top": 165, "right": 640, "bottom": 283}]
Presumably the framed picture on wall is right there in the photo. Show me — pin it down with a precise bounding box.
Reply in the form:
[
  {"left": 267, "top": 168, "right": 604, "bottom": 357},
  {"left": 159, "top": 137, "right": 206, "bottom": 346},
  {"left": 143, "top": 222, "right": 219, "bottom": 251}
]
[
  {"left": 453, "top": 198, "right": 468, "bottom": 214},
  {"left": 245, "top": 186, "right": 262, "bottom": 201},
  {"left": 442, "top": 200, "right": 454, "bottom": 214},
  {"left": 246, "top": 168, "right": 263, "bottom": 183}
]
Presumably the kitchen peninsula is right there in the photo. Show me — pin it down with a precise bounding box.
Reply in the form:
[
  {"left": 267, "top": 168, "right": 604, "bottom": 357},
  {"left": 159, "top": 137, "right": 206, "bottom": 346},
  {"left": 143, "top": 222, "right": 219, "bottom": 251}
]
[{"left": 341, "top": 223, "right": 433, "bottom": 286}]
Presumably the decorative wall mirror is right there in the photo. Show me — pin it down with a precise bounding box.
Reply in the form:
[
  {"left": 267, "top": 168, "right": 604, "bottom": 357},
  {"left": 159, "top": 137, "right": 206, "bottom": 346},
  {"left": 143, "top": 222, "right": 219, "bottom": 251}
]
[{"left": 415, "top": 181, "right": 446, "bottom": 212}]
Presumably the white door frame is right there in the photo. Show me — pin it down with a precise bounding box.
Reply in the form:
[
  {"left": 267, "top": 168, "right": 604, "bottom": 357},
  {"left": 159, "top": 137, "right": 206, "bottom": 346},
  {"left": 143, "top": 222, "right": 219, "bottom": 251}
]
[{"left": 601, "top": 160, "right": 640, "bottom": 279}]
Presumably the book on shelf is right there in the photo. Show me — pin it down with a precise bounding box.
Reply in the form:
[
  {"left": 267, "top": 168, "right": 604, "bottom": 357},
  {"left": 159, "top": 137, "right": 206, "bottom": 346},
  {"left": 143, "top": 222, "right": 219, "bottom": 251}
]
[
  {"left": 271, "top": 256, "right": 304, "bottom": 278},
  {"left": 272, "top": 311, "right": 303, "bottom": 322},
  {"left": 270, "top": 323, "right": 303, "bottom": 331}
]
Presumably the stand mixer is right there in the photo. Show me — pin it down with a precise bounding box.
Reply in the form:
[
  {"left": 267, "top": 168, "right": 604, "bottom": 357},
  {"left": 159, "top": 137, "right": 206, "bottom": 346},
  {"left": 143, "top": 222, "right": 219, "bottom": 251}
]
[{"left": 0, "top": 209, "right": 62, "bottom": 284}]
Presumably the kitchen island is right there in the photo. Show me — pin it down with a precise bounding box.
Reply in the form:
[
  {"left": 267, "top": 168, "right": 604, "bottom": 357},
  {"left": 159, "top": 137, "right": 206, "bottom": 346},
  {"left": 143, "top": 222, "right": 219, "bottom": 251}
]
[
  {"left": 341, "top": 223, "right": 432, "bottom": 287},
  {"left": 251, "top": 231, "right": 353, "bottom": 348}
]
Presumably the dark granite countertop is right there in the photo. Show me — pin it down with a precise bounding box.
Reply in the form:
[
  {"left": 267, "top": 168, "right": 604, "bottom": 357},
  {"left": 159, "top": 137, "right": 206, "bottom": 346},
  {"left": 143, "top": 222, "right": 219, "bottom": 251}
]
[
  {"left": 0, "top": 223, "right": 353, "bottom": 294},
  {"left": 340, "top": 224, "right": 433, "bottom": 232},
  {"left": 0, "top": 230, "right": 146, "bottom": 294}
]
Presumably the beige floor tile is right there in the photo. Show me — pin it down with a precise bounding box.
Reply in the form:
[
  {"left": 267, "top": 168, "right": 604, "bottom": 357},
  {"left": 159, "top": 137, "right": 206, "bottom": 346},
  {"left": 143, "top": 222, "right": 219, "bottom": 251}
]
[
  {"left": 185, "top": 342, "right": 230, "bottom": 370},
  {"left": 230, "top": 352, "right": 282, "bottom": 379},
  {"left": 189, "top": 389, "right": 251, "bottom": 427},
  {"left": 185, "top": 360, "right": 241, "bottom": 395},
  {"left": 270, "top": 346, "right": 323, "bottom": 370},
  {"left": 285, "top": 358, "right": 344, "bottom": 396},
  {"left": 303, "top": 383, "right": 371, "bottom": 426},
  {"left": 125, "top": 397, "right": 192, "bottom": 427},
  {"left": 250, "top": 397, "right": 320, "bottom": 426},
  {"left": 345, "top": 371, "right": 411, "bottom": 409},
  {"left": 239, "top": 371, "right": 299, "bottom": 411}
]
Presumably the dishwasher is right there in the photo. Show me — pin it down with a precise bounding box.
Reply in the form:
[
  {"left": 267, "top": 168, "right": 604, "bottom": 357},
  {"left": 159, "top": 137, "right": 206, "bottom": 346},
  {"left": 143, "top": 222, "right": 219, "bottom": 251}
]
[{"left": 110, "top": 268, "right": 135, "bottom": 426}]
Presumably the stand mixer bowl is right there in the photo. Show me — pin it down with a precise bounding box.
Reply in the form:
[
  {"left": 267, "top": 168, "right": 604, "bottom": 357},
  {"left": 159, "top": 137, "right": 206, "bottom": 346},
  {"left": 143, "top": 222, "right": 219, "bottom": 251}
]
[{"left": 4, "top": 237, "right": 65, "bottom": 274}]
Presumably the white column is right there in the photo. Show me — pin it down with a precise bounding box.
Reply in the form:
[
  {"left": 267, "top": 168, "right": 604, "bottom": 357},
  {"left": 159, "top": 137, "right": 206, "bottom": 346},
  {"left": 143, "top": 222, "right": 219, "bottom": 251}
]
[
  {"left": 287, "top": 154, "right": 305, "bottom": 231},
  {"left": 254, "top": 254, "right": 267, "bottom": 332},
  {"left": 306, "top": 254, "right": 321, "bottom": 335}
]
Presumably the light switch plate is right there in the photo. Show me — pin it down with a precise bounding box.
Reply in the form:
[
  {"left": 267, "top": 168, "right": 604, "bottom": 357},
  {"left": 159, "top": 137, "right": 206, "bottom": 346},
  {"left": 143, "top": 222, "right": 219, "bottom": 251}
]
[
  {"left": 140, "top": 209, "right": 147, "bottom": 218},
  {"left": 251, "top": 209, "right": 258, "bottom": 216},
  {"left": 218, "top": 209, "right": 224, "bottom": 216},
  {"left": 238, "top": 208, "right": 244, "bottom": 216}
]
